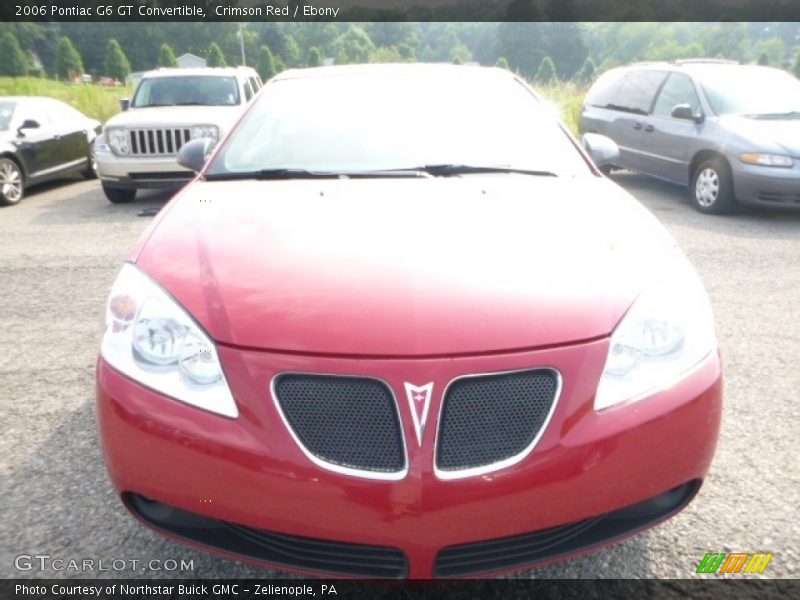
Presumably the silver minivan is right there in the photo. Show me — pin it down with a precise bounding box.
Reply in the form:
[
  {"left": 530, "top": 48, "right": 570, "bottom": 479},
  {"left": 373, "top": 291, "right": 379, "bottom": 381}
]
[{"left": 579, "top": 60, "right": 800, "bottom": 214}]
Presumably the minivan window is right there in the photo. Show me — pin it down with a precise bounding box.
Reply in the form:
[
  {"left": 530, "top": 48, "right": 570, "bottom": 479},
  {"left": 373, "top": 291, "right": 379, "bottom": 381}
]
[
  {"left": 697, "top": 67, "right": 800, "bottom": 116},
  {"left": 653, "top": 73, "right": 701, "bottom": 118},
  {"left": 587, "top": 70, "right": 667, "bottom": 115},
  {"left": 614, "top": 70, "right": 668, "bottom": 114}
]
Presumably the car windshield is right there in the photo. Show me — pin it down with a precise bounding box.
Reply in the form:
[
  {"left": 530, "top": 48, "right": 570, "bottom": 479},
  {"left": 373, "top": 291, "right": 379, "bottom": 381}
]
[
  {"left": 206, "top": 69, "right": 592, "bottom": 178},
  {"left": 698, "top": 67, "right": 800, "bottom": 116},
  {"left": 0, "top": 101, "right": 15, "bottom": 130},
  {"left": 132, "top": 76, "right": 240, "bottom": 107}
]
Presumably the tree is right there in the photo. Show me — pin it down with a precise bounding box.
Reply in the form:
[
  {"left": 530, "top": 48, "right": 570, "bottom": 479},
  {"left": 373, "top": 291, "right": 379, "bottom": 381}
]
[
  {"left": 793, "top": 51, "right": 800, "bottom": 78},
  {"left": 55, "top": 36, "right": 83, "bottom": 81},
  {"left": 273, "top": 55, "right": 286, "bottom": 74},
  {"left": 207, "top": 42, "right": 227, "bottom": 67},
  {"left": 307, "top": 46, "right": 322, "bottom": 68},
  {"left": 495, "top": 57, "right": 509, "bottom": 70},
  {"left": 256, "top": 45, "right": 276, "bottom": 81},
  {"left": 757, "top": 52, "right": 770, "bottom": 66},
  {"left": 158, "top": 43, "right": 177, "bottom": 68},
  {"left": 535, "top": 56, "right": 557, "bottom": 84},
  {"left": 574, "top": 57, "right": 596, "bottom": 84},
  {"left": 753, "top": 37, "right": 785, "bottom": 67},
  {"left": 104, "top": 39, "right": 130, "bottom": 82},
  {"left": 332, "top": 25, "right": 375, "bottom": 64},
  {"left": 0, "top": 32, "right": 27, "bottom": 77}
]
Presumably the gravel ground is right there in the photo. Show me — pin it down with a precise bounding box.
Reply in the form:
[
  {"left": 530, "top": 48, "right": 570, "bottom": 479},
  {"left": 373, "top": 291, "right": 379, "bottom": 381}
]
[{"left": 1, "top": 173, "right": 798, "bottom": 579}]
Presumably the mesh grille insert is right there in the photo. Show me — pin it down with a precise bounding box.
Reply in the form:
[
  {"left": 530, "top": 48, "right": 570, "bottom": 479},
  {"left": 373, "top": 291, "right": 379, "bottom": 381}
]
[
  {"left": 436, "top": 369, "right": 558, "bottom": 472},
  {"left": 275, "top": 375, "right": 405, "bottom": 473}
]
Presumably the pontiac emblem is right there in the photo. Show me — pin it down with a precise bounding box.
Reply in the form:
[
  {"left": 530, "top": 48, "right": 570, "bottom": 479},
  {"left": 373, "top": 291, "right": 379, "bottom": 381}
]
[{"left": 404, "top": 382, "right": 434, "bottom": 445}]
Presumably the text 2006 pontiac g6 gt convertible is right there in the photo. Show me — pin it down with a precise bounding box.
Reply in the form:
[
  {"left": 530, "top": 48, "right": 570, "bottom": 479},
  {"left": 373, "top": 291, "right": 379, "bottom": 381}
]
[{"left": 96, "top": 65, "right": 722, "bottom": 578}]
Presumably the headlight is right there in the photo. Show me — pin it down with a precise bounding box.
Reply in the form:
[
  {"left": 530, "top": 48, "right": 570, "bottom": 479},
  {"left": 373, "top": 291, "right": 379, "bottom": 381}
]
[
  {"left": 94, "top": 135, "right": 111, "bottom": 153},
  {"left": 106, "top": 128, "right": 130, "bottom": 155},
  {"left": 739, "top": 153, "right": 793, "bottom": 167},
  {"left": 595, "top": 255, "right": 717, "bottom": 411},
  {"left": 190, "top": 125, "right": 219, "bottom": 143},
  {"left": 100, "top": 263, "right": 238, "bottom": 418}
]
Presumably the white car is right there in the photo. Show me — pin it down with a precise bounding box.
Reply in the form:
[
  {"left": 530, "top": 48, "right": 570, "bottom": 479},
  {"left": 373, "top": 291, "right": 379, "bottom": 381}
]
[{"left": 95, "top": 67, "right": 262, "bottom": 203}]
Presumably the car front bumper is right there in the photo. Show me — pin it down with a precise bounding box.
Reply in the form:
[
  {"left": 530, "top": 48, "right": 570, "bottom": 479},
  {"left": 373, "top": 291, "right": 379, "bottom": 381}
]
[
  {"left": 732, "top": 161, "right": 800, "bottom": 208},
  {"left": 96, "top": 148, "right": 194, "bottom": 190},
  {"left": 96, "top": 339, "right": 722, "bottom": 578}
]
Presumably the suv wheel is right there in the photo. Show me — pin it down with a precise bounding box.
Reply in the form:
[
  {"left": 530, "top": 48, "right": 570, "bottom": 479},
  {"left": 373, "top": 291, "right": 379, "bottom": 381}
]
[
  {"left": 103, "top": 184, "right": 136, "bottom": 204},
  {"left": 691, "top": 159, "right": 737, "bottom": 214},
  {"left": 0, "top": 157, "right": 24, "bottom": 206}
]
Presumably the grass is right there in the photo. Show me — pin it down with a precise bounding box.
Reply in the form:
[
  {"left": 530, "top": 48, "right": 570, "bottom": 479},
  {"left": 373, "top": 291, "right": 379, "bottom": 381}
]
[
  {"left": 532, "top": 81, "right": 589, "bottom": 136},
  {"left": 0, "top": 76, "right": 589, "bottom": 134},
  {"left": 0, "top": 77, "right": 133, "bottom": 123}
]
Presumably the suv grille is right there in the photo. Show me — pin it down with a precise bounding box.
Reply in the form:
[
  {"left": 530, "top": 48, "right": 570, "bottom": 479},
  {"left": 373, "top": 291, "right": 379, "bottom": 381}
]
[
  {"left": 436, "top": 369, "right": 559, "bottom": 473},
  {"left": 128, "top": 128, "right": 193, "bottom": 156},
  {"left": 274, "top": 374, "right": 406, "bottom": 475}
]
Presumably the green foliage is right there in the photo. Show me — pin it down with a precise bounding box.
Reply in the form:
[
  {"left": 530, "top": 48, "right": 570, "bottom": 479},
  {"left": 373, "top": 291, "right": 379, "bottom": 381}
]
[
  {"left": 793, "top": 51, "right": 800, "bottom": 78},
  {"left": 207, "top": 42, "right": 227, "bottom": 67},
  {"left": 273, "top": 55, "right": 286, "bottom": 74},
  {"left": 332, "top": 25, "right": 375, "bottom": 65},
  {"left": 282, "top": 35, "right": 302, "bottom": 67},
  {"left": 753, "top": 38, "right": 785, "bottom": 66},
  {"left": 257, "top": 46, "right": 276, "bottom": 81},
  {"left": 495, "top": 57, "right": 509, "bottom": 70},
  {"left": 535, "top": 56, "right": 557, "bottom": 84},
  {"left": 55, "top": 36, "right": 84, "bottom": 81},
  {"left": 0, "top": 76, "right": 131, "bottom": 123},
  {"left": 450, "top": 43, "right": 472, "bottom": 65},
  {"left": 699, "top": 22, "right": 748, "bottom": 61},
  {"left": 0, "top": 32, "right": 28, "bottom": 77},
  {"left": 104, "top": 39, "right": 130, "bottom": 82},
  {"left": 307, "top": 47, "right": 323, "bottom": 68},
  {"left": 574, "top": 57, "right": 596, "bottom": 84},
  {"left": 157, "top": 44, "right": 177, "bottom": 68}
]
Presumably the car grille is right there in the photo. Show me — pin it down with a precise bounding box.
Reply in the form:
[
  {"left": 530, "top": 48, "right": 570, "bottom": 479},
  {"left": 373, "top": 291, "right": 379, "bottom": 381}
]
[
  {"left": 128, "top": 128, "right": 193, "bottom": 156},
  {"left": 125, "top": 494, "right": 408, "bottom": 578},
  {"left": 274, "top": 374, "right": 406, "bottom": 475},
  {"left": 436, "top": 369, "right": 559, "bottom": 473}
]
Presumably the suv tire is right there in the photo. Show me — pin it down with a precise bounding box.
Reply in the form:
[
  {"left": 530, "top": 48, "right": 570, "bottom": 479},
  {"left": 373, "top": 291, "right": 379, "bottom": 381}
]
[
  {"left": 103, "top": 185, "right": 136, "bottom": 204},
  {"left": 691, "top": 159, "right": 737, "bottom": 215}
]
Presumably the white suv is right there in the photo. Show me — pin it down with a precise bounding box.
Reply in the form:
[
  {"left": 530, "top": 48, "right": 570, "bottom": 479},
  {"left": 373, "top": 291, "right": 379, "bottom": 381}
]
[{"left": 95, "top": 67, "right": 262, "bottom": 203}]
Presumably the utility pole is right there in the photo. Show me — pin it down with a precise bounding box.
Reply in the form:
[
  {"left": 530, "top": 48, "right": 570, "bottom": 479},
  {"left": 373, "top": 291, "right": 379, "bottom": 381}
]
[{"left": 238, "top": 23, "right": 246, "bottom": 66}]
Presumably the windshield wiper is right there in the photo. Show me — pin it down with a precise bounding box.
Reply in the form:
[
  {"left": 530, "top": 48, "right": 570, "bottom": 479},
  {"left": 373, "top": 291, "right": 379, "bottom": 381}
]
[
  {"left": 395, "top": 164, "right": 557, "bottom": 177},
  {"left": 747, "top": 111, "right": 800, "bottom": 119},
  {"left": 204, "top": 168, "right": 430, "bottom": 181}
]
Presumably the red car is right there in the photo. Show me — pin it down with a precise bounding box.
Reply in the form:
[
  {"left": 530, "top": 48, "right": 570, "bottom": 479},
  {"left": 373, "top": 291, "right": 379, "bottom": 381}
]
[{"left": 96, "top": 65, "right": 722, "bottom": 578}]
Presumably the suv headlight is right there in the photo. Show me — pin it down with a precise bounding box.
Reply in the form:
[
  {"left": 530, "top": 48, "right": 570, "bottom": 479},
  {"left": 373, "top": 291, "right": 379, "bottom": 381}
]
[
  {"left": 191, "top": 125, "right": 219, "bottom": 143},
  {"left": 106, "top": 128, "right": 130, "bottom": 155},
  {"left": 100, "top": 263, "right": 238, "bottom": 418},
  {"left": 595, "top": 256, "right": 717, "bottom": 411}
]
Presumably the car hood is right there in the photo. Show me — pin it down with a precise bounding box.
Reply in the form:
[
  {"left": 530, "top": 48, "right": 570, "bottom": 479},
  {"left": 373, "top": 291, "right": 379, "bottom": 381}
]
[
  {"left": 721, "top": 116, "right": 800, "bottom": 156},
  {"left": 134, "top": 176, "right": 678, "bottom": 356},
  {"left": 104, "top": 105, "right": 244, "bottom": 131}
]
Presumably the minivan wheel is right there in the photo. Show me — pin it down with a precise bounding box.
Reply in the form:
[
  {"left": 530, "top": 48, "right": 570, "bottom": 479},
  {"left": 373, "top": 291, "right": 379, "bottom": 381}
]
[
  {"left": 691, "top": 159, "right": 737, "bottom": 215},
  {"left": 103, "top": 184, "right": 136, "bottom": 204},
  {"left": 0, "top": 157, "right": 24, "bottom": 205}
]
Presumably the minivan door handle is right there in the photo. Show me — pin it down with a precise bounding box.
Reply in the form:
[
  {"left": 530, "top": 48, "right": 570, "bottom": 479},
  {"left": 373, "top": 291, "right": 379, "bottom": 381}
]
[
  {"left": 633, "top": 122, "right": 642, "bottom": 130},
  {"left": 644, "top": 124, "right": 654, "bottom": 132}
]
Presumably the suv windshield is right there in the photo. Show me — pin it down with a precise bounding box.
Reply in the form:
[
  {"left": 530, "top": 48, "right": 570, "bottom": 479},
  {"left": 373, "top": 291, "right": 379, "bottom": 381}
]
[
  {"left": 207, "top": 70, "right": 592, "bottom": 178},
  {"left": 0, "top": 101, "right": 15, "bottom": 130},
  {"left": 698, "top": 67, "right": 800, "bottom": 116},
  {"left": 132, "top": 76, "right": 240, "bottom": 108}
]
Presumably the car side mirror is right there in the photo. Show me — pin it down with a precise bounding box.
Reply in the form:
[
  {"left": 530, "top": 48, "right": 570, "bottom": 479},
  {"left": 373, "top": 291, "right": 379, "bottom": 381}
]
[
  {"left": 119, "top": 98, "right": 130, "bottom": 112},
  {"left": 16, "top": 119, "right": 40, "bottom": 137},
  {"left": 671, "top": 104, "right": 704, "bottom": 124},
  {"left": 581, "top": 133, "right": 620, "bottom": 168},
  {"left": 177, "top": 138, "right": 215, "bottom": 173}
]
